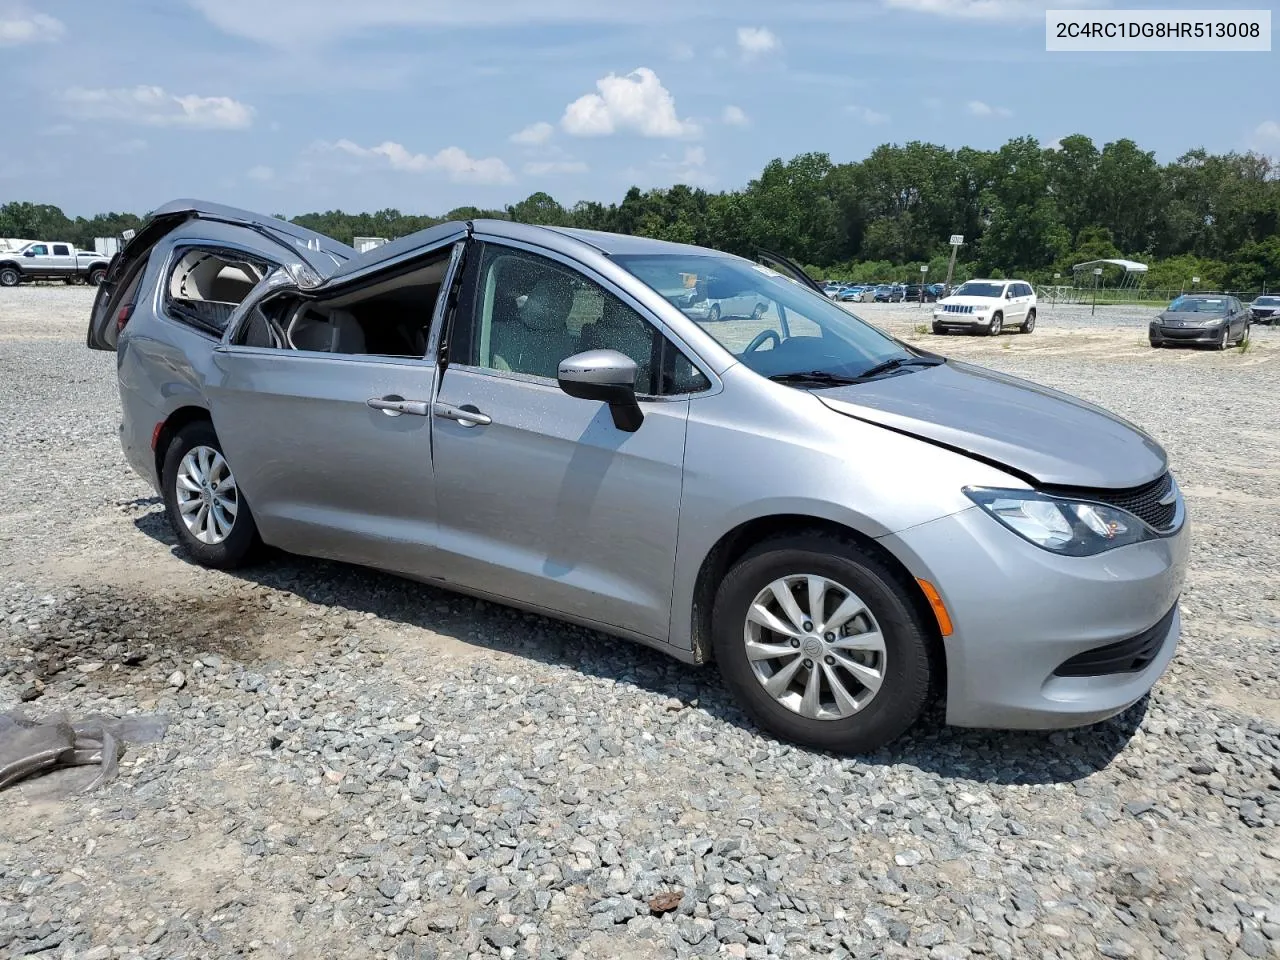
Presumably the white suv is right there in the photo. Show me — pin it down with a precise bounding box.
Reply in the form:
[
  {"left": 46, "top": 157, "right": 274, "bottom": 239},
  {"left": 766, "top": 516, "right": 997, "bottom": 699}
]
[{"left": 932, "top": 279, "right": 1037, "bottom": 336}]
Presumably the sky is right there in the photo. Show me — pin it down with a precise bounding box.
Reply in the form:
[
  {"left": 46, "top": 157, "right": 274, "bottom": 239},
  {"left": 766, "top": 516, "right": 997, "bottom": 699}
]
[{"left": 1, "top": 0, "right": 1276, "bottom": 218}]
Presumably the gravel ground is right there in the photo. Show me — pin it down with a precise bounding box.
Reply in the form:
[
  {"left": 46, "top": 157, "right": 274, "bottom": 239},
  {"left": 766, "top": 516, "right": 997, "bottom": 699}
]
[{"left": 2, "top": 287, "right": 1278, "bottom": 960}]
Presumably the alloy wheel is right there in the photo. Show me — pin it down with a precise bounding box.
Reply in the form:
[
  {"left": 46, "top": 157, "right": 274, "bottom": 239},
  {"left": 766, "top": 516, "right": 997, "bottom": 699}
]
[
  {"left": 175, "top": 445, "right": 239, "bottom": 545},
  {"left": 742, "top": 574, "right": 886, "bottom": 721}
]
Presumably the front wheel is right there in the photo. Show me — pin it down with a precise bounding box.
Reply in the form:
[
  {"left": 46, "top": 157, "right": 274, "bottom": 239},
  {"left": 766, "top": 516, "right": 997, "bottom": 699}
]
[
  {"left": 1021, "top": 309, "right": 1036, "bottom": 333},
  {"left": 987, "top": 312, "right": 1003, "bottom": 336},
  {"left": 162, "top": 421, "right": 261, "bottom": 569},
  {"left": 712, "top": 534, "right": 935, "bottom": 753},
  {"left": 0, "top": 267, "right": 20, "bottom": 287}
]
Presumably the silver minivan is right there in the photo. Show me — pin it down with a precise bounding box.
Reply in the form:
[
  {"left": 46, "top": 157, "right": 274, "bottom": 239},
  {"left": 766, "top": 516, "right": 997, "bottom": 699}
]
[{"left": 88, "top": 201, "right": 1189, "bottom": 753}]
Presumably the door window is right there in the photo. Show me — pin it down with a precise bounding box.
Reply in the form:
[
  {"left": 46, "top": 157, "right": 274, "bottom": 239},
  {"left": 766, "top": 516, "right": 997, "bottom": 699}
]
[
  {"left": 235, "top": 248, "right": 453, "bottom": 358},
  {"left": 52, "top": 244, "right": 71, "bottom": 256},
  {"left": 451, "top": 244, "right": 708, "bottom": 397},
  {"left": 29, "top": 244, "right": 48, "bottom": 256}
]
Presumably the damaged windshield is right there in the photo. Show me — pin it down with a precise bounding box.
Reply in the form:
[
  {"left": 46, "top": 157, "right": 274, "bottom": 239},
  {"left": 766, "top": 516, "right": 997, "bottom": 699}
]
[{"left": 614, "top": 253, "right": 917, "bottom": 381}]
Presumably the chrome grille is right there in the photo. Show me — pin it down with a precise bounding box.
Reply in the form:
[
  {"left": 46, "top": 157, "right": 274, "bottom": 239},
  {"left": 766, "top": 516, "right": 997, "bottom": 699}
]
[{"left": 942, "top": 304, "right": 974, "bottom": 314}]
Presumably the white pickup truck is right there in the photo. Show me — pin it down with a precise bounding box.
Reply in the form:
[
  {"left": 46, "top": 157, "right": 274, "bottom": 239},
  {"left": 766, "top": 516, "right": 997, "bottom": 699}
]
[{"left": 0, "top": 242, "right": 112, "bottom": 287}]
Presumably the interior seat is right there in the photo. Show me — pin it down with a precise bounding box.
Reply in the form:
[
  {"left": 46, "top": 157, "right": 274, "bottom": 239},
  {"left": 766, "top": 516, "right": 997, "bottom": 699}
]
[
  {"left": 490, "top": 276, "right": 578, "bottom": 379},
  {"left": 579, "top": 298, "right": 654, "bottom": 393},
  {"left": 288, "top": 306, "right": 367, "bottom": 354}
]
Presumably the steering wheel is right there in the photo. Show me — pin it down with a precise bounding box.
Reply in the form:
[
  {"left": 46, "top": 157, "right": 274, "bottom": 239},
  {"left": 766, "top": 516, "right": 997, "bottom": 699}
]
[{"left": 745, "top": 329, "right": 781, "bottom": 353}]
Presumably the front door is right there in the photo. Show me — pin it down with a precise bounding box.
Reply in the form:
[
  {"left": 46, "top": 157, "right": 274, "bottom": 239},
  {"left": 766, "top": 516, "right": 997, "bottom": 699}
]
[{"left": 430, "top": 240, "right": 701, "bottom": 641}]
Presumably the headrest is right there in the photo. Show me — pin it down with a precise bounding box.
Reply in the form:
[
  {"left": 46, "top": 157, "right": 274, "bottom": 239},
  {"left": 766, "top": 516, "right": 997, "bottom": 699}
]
[{"left": 519, "top": 276, "right": 573, "bottom": 331}]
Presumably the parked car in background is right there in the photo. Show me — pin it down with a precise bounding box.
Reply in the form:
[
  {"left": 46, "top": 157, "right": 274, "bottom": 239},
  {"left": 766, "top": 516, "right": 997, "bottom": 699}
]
[
  {"left": 1149, "top": 294, "right": 1251, "bottom": 349},
  {"left": 823, "top": 282, "right": 843, "bottom": 299},
  {"left": 0, "top": 241, "right": 111, "bottom": 286},
  {"left": 933, "top": 280, "right": 1036, "bottom": 336},
  {"left": 926, "top": 283, "right": 946, "bottom": 301},
  {"left": 1248, "top": 295, "right": 1279, "bottom": 324},
  {"left": 873, "top": 284, "right": 903, "bottom": 303},
  {"left": 87, "top": 199, "right": 1189, "bottom": 754},
  {"left": 904, "top": 284, "right": 938, "bottom": 302},
  {"left": 839, "top": 285, "right": 871, "bottom": 302}
]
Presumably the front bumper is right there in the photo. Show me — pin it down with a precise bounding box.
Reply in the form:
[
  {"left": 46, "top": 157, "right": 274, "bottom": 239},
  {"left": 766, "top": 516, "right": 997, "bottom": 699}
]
[
  {"left": 933, "top": 313, "right": 991, "bottom": 331},
  {"left": 1150, "top": 324, "right": 1225, "bottom": 345},
  {"left": 879, "top": 503, "right": 1190, "bottom": 730}
]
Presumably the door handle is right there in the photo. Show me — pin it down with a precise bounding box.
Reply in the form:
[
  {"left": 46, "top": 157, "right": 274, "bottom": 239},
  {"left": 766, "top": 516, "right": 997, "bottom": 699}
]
[
  {"left": 432, "top": 401, "right": 492, "bottom": 427},
  {"left": 367, "top": 396, "right": 430, "bottom": 417}
]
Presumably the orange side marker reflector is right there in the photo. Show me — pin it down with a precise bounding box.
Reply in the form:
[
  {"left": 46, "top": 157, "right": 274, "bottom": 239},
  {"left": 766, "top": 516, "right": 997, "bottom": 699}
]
[
  {"left": 916, "top": 578, "right": 954, "bottom": 637},
  {"left": 150, "top": 422, "right": 165, "bottom": 451}
]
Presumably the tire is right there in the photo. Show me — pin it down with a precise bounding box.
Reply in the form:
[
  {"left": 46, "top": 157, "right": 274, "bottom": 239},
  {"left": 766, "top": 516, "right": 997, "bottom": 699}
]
[
  {"left": 931, "top": 323, "right": 944, "bottom": 335},
  {"left": 987, "top": 312, "right": 1003, "bottom": 337},
  {"left": 709, "top": 303, "right": 721, "bottom": 322},
  {"left": 162, "top": 420, "right": 261, "bottom": 569},
  {"left": 711, "top": 533, "right": 935, "bottom": 754},
  {"left": 0, "top": 266, "right": 20, "bottom": 287},
  {"left": 1021, "top": 309, "right": 1036, "bottom": 334},
  {"left": 87, "top": 268, "right": 107, "bottom": 286},
  {"left": 1217, "top": 329, "right": 1229, "bottom": 350},
  {"left": 751, "top": 302, "right": 766, "bottom": 321}
]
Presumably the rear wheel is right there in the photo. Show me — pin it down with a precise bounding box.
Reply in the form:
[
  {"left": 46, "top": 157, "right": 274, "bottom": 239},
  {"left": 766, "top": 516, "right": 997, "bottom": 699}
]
[
  {"left": 0, "top": 267, "right": 20, "bottom": 287},
  {"left": 709, "top": 303, "right": 721, "bottom": 322},
  {"left": 1021, "top": 309, "right": 1036, "bottom": 333},
  {"left": 987, "top": 312, "right": 1003, "bottom": 336},
  {"left": 712, "top": 534, "right": 935, "bottom": 753},
  {"left": 751, "top": 302, "right": 766, "bottom": 321},
  {"left": 162, "top": 421, "right": 261, "bottom": 569},
  {"left": 87, "top": 268, "right": 107, "bottom": 286}
]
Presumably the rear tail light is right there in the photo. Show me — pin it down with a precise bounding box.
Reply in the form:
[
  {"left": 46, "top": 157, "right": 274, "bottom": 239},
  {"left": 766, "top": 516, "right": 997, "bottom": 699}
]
[{"left": 116, "top": 304, "right": 134, "bottom": 334}]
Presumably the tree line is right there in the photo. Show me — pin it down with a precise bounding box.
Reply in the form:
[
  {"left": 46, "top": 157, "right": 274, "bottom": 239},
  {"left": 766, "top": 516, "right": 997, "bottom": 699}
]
[{"left": 3, "top": 134, "right": 1278, "bottom": 290}]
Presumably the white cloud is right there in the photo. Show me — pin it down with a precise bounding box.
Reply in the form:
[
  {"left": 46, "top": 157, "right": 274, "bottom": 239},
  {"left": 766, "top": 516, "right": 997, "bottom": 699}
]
[
  {"left": 61, "top": 86, "right": 255, "bottom": 129},
  {"left": 639, "top": 146, "right": 713, "bottom": 186},
  {"left": 0, "top": 5, "right": 63, "bottom": 45},
  {"left": 523, "top": 159, "right": 589, "bottom": 176},
  {"left": 722, "top": 105, "right": 750, "bottom": 127},
  {"left": 882, "top": 0, "right": 1093, "bottom": 20},
  {"left": 248, "top": 164, "right": 275, "bottom": 181},
  {"left": 510, "top": 121, "right": 554, "bottom": 146},
  {"left": 561, "top": 68, "right": 698, "bottom": 139},
  {"left": 967, "top": 99, "right": 1013, "bottom": 119},
  {"left": 325, "top": 139, "right": 513, "bottom": 184},
  {"left": 736, "top": 26, "right": 779, "bottom": 58},
  {"left": 189, "top": 0, "right": 700, "bottom": 49},
  {"left": 846, "top": 104, "right": 889, "bottom": 125},
  {"left": 1254, "top": 121, "right": 1280, "bottom": 144}
]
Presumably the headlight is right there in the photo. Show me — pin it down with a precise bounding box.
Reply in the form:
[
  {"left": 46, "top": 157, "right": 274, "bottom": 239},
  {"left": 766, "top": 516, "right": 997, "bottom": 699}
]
[{"left": 964, "top": 487, "right": 1158, "bottom": 556}]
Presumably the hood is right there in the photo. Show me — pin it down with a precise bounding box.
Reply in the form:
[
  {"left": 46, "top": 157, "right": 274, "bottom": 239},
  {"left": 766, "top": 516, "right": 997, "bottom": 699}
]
[
  {"left": 1157, "top": 309, "right": 1224, "bottom": 323},
  {"left": 815, "top": 361, "right": 1167, "bottom": 489},
  {"left": 939, "top": 296, "right": 1000, "bottom": 309}
]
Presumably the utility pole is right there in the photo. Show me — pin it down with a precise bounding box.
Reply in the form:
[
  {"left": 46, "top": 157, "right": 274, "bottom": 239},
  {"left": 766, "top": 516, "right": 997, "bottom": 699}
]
[
  {"left": 919, "top": 264, "right": 928, "bottom": 307},
  {"left": 1091, "top": 266, "right": 1102, "bottom": 316},
  {"left": 944, "top": 235, "right": 963, "bottom": 293}
]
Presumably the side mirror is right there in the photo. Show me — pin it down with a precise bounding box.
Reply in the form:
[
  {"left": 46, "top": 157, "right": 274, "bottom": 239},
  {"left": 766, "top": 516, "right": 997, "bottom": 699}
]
[
  {"left": 24, "top": 250, "right": 36, "bottom": 257},
  {"left": 557, "top": 349, "right": 643, "bottom": 432}
]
